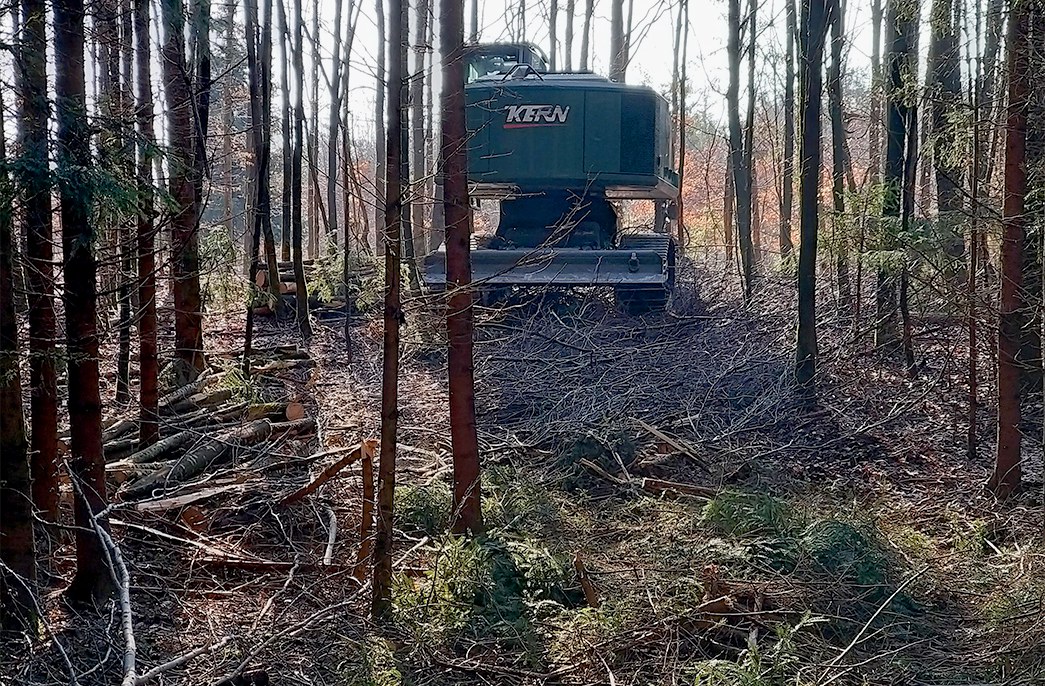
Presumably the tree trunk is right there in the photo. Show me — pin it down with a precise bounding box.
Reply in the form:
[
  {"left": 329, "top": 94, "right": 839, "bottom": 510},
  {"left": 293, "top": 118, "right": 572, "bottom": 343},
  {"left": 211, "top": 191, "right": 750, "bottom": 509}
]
[
  {"left": 162, "top": 0, "right": 205, "bottom": 378},
  {"left": 744, "top": 0, "right": 758, "bottom": 265},
  {"left": 869, "top": 0, "right": 883, "bottom": 184},
  {"left": 375, "top": 0, "right": 387, "bottom": 255},
  {"left": 828, "top": 0, "right": 851, "bottom": 315},
  {"left": 16, "top": 0, "right": 60, "bottom": 519},
  {"left": 292, "top": 0, "right": 312, "bottom": 338},
  {"left": 580, "top": 0, "right": 593, "bottom": 71},
  {"left": 55, "top": 0, "right": 113, "bottom": 604},
  {"left": 780, "top": 0, "right": 796, "bottom": 260},
  {"left": 796, "top": 0, "right": 827, "bottom": 393},
  {"left": 277, "top": 0, "right": 293, "bottom": 263},
  {"left": 442, "top": 0, "right": 483, "bottom": 536},
  {"left": 724, "top": 152, "right": 735, "bottom": 261},
  {"left": 564, "top": 0, "right": 574, "bottom": 70},
  {"left": 470, "top": 0, "right": 478, "bottom": 42},
  {"left": 135, "top": 0, "right": 159, "bottom": 448},
  {"left": 411, "top": 0, "right": 430, "bottom": 259},
  {"left": 991, "top": 0, "right": 1030, "bottom": 499},
  {"left": 727, "top": 0, "right": 755, "bottom": 302},
  {"left": 609, "top": 0, "right": 625, "bottom": 82},
  {"left": 310, "top": 0, "right": 321, "bottom": 254},
  {"left": 327, "top": 0, "right": 345, "bottom": 248},
  {"left": 549, "top": 0, "right": 558, "bottom": 70},
  {"left": 398, "top": 0, "right": 420, "bottom": 294},
  {"left": 372, "top": 0, "right": 405, "bottom": 619},
  {"left": 676, "top": 0, "right": 689, "bottom": 247},
  {"left": 0, "top": 80, "right": 36, "bottom": 631},
  {"left": 876, "top": 0, "right": 918, "bottom": 354},
  {"left": 222, "top": 0, "right": 235, "bottom": 246}
]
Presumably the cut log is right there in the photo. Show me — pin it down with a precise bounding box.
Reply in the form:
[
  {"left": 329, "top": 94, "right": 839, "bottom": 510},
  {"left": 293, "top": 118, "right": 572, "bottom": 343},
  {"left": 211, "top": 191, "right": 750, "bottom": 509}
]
[
  {"left": 104, "top": 437, "right": 138, "bottom": 462},
  {"left": 158, "top": 370, "right": 216, "bottom": 410},
  {"left": 270, "top": 417, "right": 316, "bottom": 437},
  {"left": 244, "top": 402, "right": 304, "bottom": 422},
  {"left": 102, "top": 417, "right": 137, "bottom": 443},
  {"left": 164, "top": 388, "right": 234, "bottom": 415},
  {"left": 122, "top": 430, "right": 195, "bottom": 464},
  {"left": 121, "top": 420, "right": 273, "bottom": 500},
  {"left": 280, "top": 440, "right": 377, "bottom": 506}
]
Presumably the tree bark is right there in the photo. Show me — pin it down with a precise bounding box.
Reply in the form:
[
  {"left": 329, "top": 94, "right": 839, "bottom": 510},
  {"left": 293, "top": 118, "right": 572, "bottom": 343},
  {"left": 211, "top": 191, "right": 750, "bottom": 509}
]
[
  {"left": 292, "top": 0, "right": 312, "bottom": 338},
  {"left": 549, "top": 0, "right": 558, "bottom": 70},
  {"left": 795, "top": 0, "right": 827, "bottom": 393},
  {"left": 277, "top": 0, "right": 293, "bottom": 263},
  {"left": 16, "top": 0, "right": 60, "bottom": 519},
  {"left": 135, "top": 0, "right": 159, "bottom": 448},
  {"left": 372, "top": 0, "right": 405, "bottom": 619},
  {"left": 609, "top": 0, "right": 625, "bottom": 82},
  {"left": 580, "top": 0, "right": 593, "bottom": 70},
  {"left": 727, "top": 0, "right": 754, "bottom": 302},
  {"left": 411, "top": 0, "right": 430, "bottom": 260},
  {"left": 876, "top": 0, "right": 918, "bottom": 354},
  {"left": 375, "top": 0, "right": 387, "bottom": 255},
  {"left": 991, "top": 0, "right": 1030, "bottom": 499},
  {"left": 55, "top": 0, "right": 113, "bottom": 604},
  {"left": 927, "top": 0, "right": 963, "bottom": 216},
  {"left": 162, "top": 0, "right": 206, "bottom": 377},
  {"left": 327, "top": 0, "right": 345, "bottom": 248},
  {"left": 564, "top": 0, "right": 575, "bottom": 70},
  {"left": 828, "top": 0, "right": 851, "bottom": 314},
  {"left": 780, "top": 0, "right": 796, "bottom": 260},
  {"left": 442, "top": 0, "right": 483, "bottom": 536},
  {"left": 0, "top": 80, "right": 36, "bottom": 631},
  {"left": 869, "top": 0, "right": 883, "bottom": 184},
  {"left": 470, "top": 0, "right": 478, "bottom": 42}
]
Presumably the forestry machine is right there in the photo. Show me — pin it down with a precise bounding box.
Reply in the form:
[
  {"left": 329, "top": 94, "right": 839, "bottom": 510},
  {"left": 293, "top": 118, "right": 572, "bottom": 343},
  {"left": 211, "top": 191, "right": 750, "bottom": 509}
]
[{"left": 423, "top": 42, "right": 679, "bottom": 311}]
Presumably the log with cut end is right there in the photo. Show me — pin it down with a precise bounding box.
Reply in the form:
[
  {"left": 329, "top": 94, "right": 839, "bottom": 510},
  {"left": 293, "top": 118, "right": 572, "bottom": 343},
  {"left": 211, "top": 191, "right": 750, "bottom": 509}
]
[
  {"left": 163, "top": 388, "right": 234, "bottom": 415},
  {"left": 158, "top": 370, "right": 217, "bottom": 410},
  {"left": 270, "top": 417, "right": 316, "bottom": 437},
  {"left": 121, "top": 420, "right": 273, "bottom": 500},
  {"left": 122, "top": 429, "right": 195, "bottom": 464},
  {"left": 244, "top": 402, "right": 305, "bottom": 422}
]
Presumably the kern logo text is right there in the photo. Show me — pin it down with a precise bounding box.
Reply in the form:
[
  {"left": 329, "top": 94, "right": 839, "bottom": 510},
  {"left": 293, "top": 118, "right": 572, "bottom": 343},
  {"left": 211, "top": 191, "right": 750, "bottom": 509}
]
[{"left": 504, "top": 104, "right": 570, "bottom": 128}]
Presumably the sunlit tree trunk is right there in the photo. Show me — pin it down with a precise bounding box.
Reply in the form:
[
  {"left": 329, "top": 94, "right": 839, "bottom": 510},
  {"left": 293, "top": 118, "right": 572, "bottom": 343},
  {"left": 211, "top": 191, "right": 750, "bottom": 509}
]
[
  {"left": 292, "top": 0, "right": 312, "bottom": 338},
  {"left": 609, "top": 0, "right": 625, "bottom": 81},
  {"left": 327, "top": 0, "right": 345, "bottom": 248},
  {"left": 991, "top": 0, "right": 1031, "bottom": 499},
  {"left": 869, "top": 0, "right": 883, "bottom": 184},
  {"left": 549, "top": 0, "right": 558, "bottom": 69},
  {"left": 796, "top": 0, "right": 827, "bottom": 394},
  {"left": 564, "top": 0, "right": 574, "bottom": 70},
  {"left": 375, "top": 0, "right": 387, "bottom": 254},
  {"left": 135, "top": 0, "right": 159, "bottom": 447},
  {"left": 442, "top": 0, "right": 483, "bottom": 535},
  {"left": 828, "top": 0, "right": 851, "bottom": 314},
  {"left": 162, "top": 0, "right": 206, "bottom": 378},
  {"left": 411, "top": 0, "right": 430, "bottom": 257},
  {"left": 55, "top": 0, "right": 112, "bottom": 604},
  {"left": 727, "top": 0, "right": 755, "bottom": 302},
  {"left": 372, "top": 0, "right": 405, "bottom": 619},
  {"left": 17, "top": 0, "right": 60, "bottom": 519},
  {"left": 780, "top": 0, "right": 796, "bottom": 260}
]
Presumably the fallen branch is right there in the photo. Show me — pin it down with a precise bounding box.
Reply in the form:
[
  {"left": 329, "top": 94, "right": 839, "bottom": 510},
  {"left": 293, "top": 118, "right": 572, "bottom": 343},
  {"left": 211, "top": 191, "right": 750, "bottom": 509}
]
[
  {"left": 280, "top": 440, "right": 377, "bottom": 506},
  {"left": 164, "top": 388, "right": 234, "bottom": 416},
  {"left": 640, "top": 477, "right": 717, "bottom": 499},
  {"left": 122, "top": 430, "right": 194, "bottom": 464},
  {"left": 270, "top": 417, "right": 317, "bottom": 437},
  {"left": 632, "top": 417, "right": 710, "bottom": 472},
  {"left": 323, "top": 507, "right": 337, "bottom": 565},
  {"left": 134, "top": 637, "right": 231, "bottom": 686},
  {"left": 158, "top": 370, "right": 216, "bottom": 410}
]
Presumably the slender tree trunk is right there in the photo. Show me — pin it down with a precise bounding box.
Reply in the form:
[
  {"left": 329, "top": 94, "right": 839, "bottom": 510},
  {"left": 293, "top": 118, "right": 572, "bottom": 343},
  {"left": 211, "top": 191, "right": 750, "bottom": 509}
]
[
  {"left": 580, "top": 0, "right": 593, "bottom": 70},
  {"left": 310, "top": 0, "right": 321, "bottom": 254},
  {"left": 549, "top": 0, "right": 558, "bottom": 70},
  {"left": 55, "top": 0, "right": 112, "bottom": 604},
  {"left": 372, "top": 0, "right": 404, "bottom": 619},
  {"left": 744, "top": 0, "right": 758, "bottom": 265},
  {"left": 470, "top": 0, "right": 478, "bottom": 42},
  {"left": 991, "top": 0, "right": 1030, "bottom": 499},
  {"left": 796, "top": 0, "right": 827, "bottom": 393},
  {"left": 609, "top": 0, "right": 625, "bottom": 82},
  {"left": 676, "top": 0, "right": 689, "bottom": 247},
  {"left": 258, "top": 0, "right": 281, "bottom": 313},
  {"left": 411, "top": 0, "right": 430, "bottom": 258},
  {"left": 375, "top": 0, "right": 387, "bottom": 254},
  {"left": 0, "top": 81, "right": 36, "bottom": 631},
  {"left": 17, "top": 0, "right": 60, "bottom": 519},
  {"left": 780, "top": 0, "right": 796, "bottom": 260},
  {"left": 724, "top": 152, "right": 735, "bottom": 261},
  {"left": 136, "top": 0, "right": 159, "bottom": 447},
  {"left": 869, "top": 0, "right": 883, "bottom": 184},
  {"left": 967, "top": 15, "right": 982, "bottom": 462},
  {"left": 293, "top": 0, "right": 312, "bottom": 338},
  {"left": 727, "top": 0, "right": 755, "bottom": 302},
  {"left": 876, "top": 0, "right": 918, "bottom": 354},
  {"left": 442, "top": 0, "right": 483, "bottom": 536},
  {"left": 398, "top": 0, "right": 420, "bottom": 294},
  {"left": 326, "top": 0, "right": 344, "bottom": 248},
  {"left": 564, "top": 0, "right": 575, "bottom": 70},
  {"left": 162, "top": 0, "right": 206, "bottom": 378},
  {"left": 828, "top": 0, "right": 851, "bottom": 314},
  {"left": 277, "top": 0, "right": 293, "bottom": 263},
  {"left": 222, "top": 0, "right": 235, "bottom": 245}
]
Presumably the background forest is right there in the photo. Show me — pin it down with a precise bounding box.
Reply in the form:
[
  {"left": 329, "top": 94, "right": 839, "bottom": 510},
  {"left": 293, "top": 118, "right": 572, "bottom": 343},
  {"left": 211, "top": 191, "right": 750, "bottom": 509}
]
[{"left": 1, "top": 0, "right": 1044, "bottom": 683}]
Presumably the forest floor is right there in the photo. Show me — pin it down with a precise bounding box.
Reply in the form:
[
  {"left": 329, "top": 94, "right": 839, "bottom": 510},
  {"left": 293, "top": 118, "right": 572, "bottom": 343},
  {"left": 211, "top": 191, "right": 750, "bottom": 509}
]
[{"left": 7, "top": 257, "right": 1045, "bottom": 686}]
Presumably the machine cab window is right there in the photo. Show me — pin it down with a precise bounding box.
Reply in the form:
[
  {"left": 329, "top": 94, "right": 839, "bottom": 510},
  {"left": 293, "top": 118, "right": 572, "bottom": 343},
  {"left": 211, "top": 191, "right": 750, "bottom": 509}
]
[{"left": 464, "top": 43, "right": 548, "bottom": 84}]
